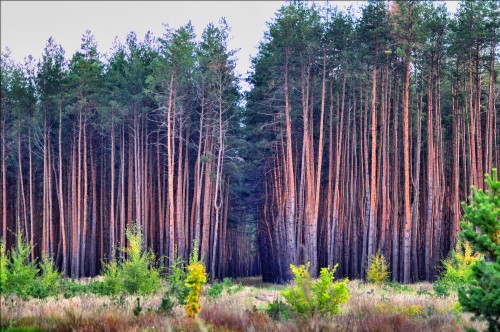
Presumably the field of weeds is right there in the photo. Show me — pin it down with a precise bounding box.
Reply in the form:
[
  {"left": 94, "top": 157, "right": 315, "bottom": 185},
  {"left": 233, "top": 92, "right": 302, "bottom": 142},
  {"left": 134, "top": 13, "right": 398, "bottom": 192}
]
[{"left": 0, "top": 278, "right": 485, "bottom": 332}]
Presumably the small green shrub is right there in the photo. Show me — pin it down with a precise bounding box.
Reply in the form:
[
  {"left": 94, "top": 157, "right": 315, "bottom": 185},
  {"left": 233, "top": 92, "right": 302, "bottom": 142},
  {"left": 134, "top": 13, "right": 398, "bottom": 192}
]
[
  {"left": 452, "top": 301, "right": 463, "bottom": 315},
  {"left": 266, "top": 299, "right": 291, "bottom": 321},
  {"left": 436, "top": 240, "right": 481, "bottom": 292},
  {"left": 158, "top": 292, "right": 175, "bottom": 315},
  {"left": 29, "top": 255, "right": 61, "bottom": 299},
  {"left": 101, "top": 225, "right": 161, "bottom": 296},
  {"left": 167, "top": 255, "right": 189, "bottom": 305},
  {"left": 184, "top": 245, "right": 207, "bottom": 318},
  {"left": 102, "top": 260, "right": 123, "bottom": 295},
  {"left": 313, "top": 265, "right": 350, "bottom": 316},
  {"left": 6, "top": 230, "right": 39, "bottom": 299},
  {"left": 222, "top": 277, "right": 233, "bottom": 288},
  {"left": 0, "top": 238, "right": 7, "bottom": 294},
  {"left": 386, "top": 281, "right": 412, "bottom": 293},
  {"left": 87, "top": 280, "right": 108, "bottom": 296},
  {"left": 120, "top": 226, "right": 161, "bottom": 295},
  {"left": 433, "top": 280, "right": 450, "bottom": 298},
  {"left": 61, "top": 279, "right": 87, "bottom": 298},
  {"left": 133, "top": 297, "right": 142, "bottom": 316},
  {"left": 416, "top": 289, "right": 432, "bottom": 296},
  {"left": 207, "top": 281, "right": 223, "bottom": 301},
  {"left": 281, "top": 263, "right": 350, "bottom": 318},
  {"left": 227, "top": 282, "right": 244, "bottom": 295},
  {"left": 367, "top": 250, "right": 390, "bottom": 285}
]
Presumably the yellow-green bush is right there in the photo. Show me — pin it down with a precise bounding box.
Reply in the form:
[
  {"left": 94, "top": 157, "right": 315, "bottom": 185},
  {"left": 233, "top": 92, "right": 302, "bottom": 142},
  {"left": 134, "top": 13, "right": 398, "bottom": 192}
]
[
  {"left": 404, "top": 304, "right": 425, "bottom": 317},
  {"left": 102, "top": 260, "right": 123, "bottom": 295},
  {"left": 102, "top": 225, "right": 161, "bottom": 295},
  {"left": 120, "top": 226, "right": 161, "bottom": 295},
  {"left": 1, "top": 230, "right": 62, "bottom": 299},
  {"left": 5, "top": 230, "right": 39, "bottom": 299},
  {"left": 29, "top": 255, "right": 61, "bottom": 298},
  {"left": 184, "top": 245, "right": 207, "bottom": 318},
  {"left": 0, "top": 238, "right": 7, "bottom": 293},
  {"left": 167, "top": 255, "right": 189, "bottom": 304},
  {"left": 367, "top": 250, "right": 390, "bottom": 285},
  {"left": 281, "top": 262, "right": 349, "bottom": 317},
  {"left": 434, "top": 240, "right": 481, "bottom": 293}
]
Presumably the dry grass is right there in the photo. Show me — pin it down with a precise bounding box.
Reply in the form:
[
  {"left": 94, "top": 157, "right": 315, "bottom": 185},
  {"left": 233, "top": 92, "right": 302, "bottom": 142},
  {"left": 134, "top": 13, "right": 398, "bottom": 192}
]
[{"left": 0, "top": 278, "right": 486, "bottom": 331}]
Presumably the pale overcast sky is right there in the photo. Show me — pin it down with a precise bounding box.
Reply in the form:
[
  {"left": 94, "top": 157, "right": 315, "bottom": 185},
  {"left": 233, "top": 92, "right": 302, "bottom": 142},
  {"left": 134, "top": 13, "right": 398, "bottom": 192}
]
[{"left": 1, "top": 1, "right": 459, "bottom": 91}]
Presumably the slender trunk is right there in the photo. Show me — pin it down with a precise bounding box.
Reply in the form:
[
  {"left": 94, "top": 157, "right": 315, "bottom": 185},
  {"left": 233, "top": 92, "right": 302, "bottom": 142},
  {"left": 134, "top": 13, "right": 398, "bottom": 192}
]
[
  {"left": 120, "top": 124, "right": 125, "bottom": 256},
  {"left": 58, "top": 101, "right": 67, "bottom": 273},
  {"left": 426, "top": 65, "right": 434, "bottom": 281},
  {"left": 411, "top": 70, "right": 422, "bottom": 281},
  {"left": 18, "top": 121, "right": 28, "bottom": 245},
  {"left": 167, "top": 72, "right": 175, "bottom": 263},
  {"left": 81, "top": 113, "right": 88, "bottom": 276},
  {"left": 90, "top": 141, "right": 97, "bottom": 276},
  {"left": 475, "top": 44, "right": 483, "bottom": 188},
  {"left": 486, "top": 38, "right": 495, "bottom": 173},
  {"left": 326, "top": 78, "right": 334, "bottom": 268},
  {"left": 177, "top": 116, "right": 184, "bottom": 259},
  {"left": 312, "top": 49, "right": 327, "bottom": 275},
  {"left": 110, "top": 109, "right": 115, "bottom": 260},
  {"left": 403, "top": 49, "right": 412, "bottom": 283},
  {"left": 368, "top": 51, "right": 378, "bottom": 261},
  {"left": 468, "top": 52, "right": 477, "bottom": 187},
  {"left": 451, "top": 76, "right": 460, "bottom": 245},
  {"left": 201, "top": 133, "right": 213, "bottom": 264},
  {"left": 212, "top": 79, "right": 224, "bottom": 279},
  {"left": 392, "top": 80, "right": 400, "bottom": 280},
  {"left": 284, "top": 47, "right": 297, "bottom": 273}
]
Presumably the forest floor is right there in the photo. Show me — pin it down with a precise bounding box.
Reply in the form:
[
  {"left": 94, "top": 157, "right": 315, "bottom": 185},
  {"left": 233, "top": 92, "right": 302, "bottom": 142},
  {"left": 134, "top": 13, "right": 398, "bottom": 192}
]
[{"left": 0, "top": 277, "right": 485, "bottom": 332}]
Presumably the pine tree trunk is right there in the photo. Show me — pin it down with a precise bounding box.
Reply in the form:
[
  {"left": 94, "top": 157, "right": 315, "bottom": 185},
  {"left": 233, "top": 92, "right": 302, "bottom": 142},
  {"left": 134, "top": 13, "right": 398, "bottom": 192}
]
[
  {"left": 58, "top": 100, "right": 68, "bottom": 275},
  {"left": 368, "top": 53, "right": 378, "bottom": 261},
  {"left": 403, "top": 49, "right": 412, "bottom": 284}
]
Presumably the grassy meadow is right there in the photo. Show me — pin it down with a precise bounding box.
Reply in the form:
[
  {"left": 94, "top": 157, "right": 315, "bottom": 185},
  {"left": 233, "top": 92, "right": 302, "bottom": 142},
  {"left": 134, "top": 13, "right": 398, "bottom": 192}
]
[{"left": 0, "top": 277, "right": 485, "bottom": 332}]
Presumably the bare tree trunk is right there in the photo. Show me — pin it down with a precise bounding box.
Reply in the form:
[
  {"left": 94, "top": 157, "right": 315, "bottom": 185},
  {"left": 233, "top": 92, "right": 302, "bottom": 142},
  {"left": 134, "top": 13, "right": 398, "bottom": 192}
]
[
  {"left": 90, "top": 141, "right": 97, "bottom": 276},
  {"left": 284, "top": 47, "right": 297, "bottom": 271},
  {"left": 326, "top": 79, "right": 334, "bottom": 268},
  {"left": 368, "top": 53, "right": 378, "bottom": 261},
  {"left": 312, "top": 49, "right": 327, "bottom": 276},
  {"left": 110, "top": 109, "right": 116, "bottom": 261},
  {"left": 81, "top": 113, "right": 88, "bottom": 276},
  {"left": 167, "top": 72, "right": 175, "bottom": 263},
  {"left": 392, "top": 79, "right": 400, "bottom": 280},
  {"left": 201, "top": 133, "right": 213, "bottom": 264},
  {"left": 411, "top": 70, "right": 422, "bottom": 281},
  {"left": 468, "top": 52, "right": 478, "bottom": 187},
  {"left": 485, "top": 38, "right": 495, "bottom": 173},
  {"left": 403, "top": 49, "right": 412, "bottom": 283},
  {"left": 18, "top": 121, "right": 28, "bottom": 244},
  {"left": 451, "top": 77, "right": 460, "bottom": 246},
  {"left": 29, "top": 121, "right": 35, "bottom": 260},
  {"left": 58, "top": 102, "right": 67, "bottom": 273},
  {"left": 212, "top": 79, "right": 225, "bottom": 279},
  {"left": 426, "top": 66, "right": 434, "bottom": 281},
  {"left": 120, "top": 124, "right": 125, "bottom": 257}
]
